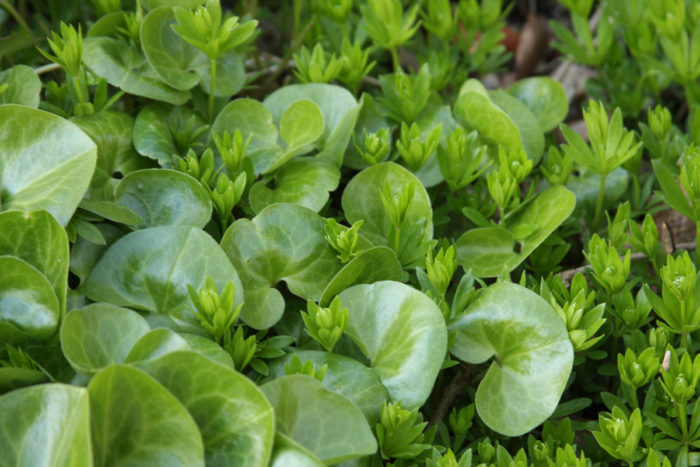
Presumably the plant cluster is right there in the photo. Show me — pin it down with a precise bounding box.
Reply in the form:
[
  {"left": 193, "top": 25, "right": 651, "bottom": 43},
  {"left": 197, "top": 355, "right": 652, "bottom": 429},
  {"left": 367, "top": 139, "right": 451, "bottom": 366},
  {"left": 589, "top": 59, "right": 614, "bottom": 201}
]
[{"left": 3, "top": 0, "right": 700, "bottom": 465}]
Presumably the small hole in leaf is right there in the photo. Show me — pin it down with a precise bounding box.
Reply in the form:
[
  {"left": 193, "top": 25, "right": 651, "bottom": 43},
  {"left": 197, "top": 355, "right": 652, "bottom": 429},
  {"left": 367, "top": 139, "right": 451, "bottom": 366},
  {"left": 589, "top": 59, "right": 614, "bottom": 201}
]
[
  {"left": 112, "top": 171, "right": 123, "bottom": 179},
  {"left": 513, "top": 242, "right": 523, "bottom": 254},
  {"left": 68, "top": 271, "right": 81, "bottom": 289}
]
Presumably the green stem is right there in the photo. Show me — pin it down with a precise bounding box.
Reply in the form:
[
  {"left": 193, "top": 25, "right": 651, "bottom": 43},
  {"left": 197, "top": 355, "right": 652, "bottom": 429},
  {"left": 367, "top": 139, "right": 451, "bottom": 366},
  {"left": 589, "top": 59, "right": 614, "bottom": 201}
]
[
  {"left": 72, "top": 74, "right": 86, "bottom": 105},
  {"left": 208, "top": 58, "right": 217, "bottom": 121},
  {"left": 102, "top": 90, "right": 125, "bottom": 112},
  {"left": 678, "top": 402, "right": 689, "bottom": 441},
  {"left": 632, "top": 174, "right": 641, "bottom": 210},
  {"left": 593, "top": 172, "right": 607, "bottom": 231},
  {"left": 695, "top": 221, "right": 700, "bottom": 271},
  {"left": 390, "top": 47, "right": 401, "bottom": 74}
]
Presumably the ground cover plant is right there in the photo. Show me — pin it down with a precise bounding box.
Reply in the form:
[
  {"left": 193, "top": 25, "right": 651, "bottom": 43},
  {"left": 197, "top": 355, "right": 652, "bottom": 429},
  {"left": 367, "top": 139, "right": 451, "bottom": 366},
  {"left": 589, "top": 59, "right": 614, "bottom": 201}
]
[{"left": 3, "top": 0, "right": 700, "bottom": 465}]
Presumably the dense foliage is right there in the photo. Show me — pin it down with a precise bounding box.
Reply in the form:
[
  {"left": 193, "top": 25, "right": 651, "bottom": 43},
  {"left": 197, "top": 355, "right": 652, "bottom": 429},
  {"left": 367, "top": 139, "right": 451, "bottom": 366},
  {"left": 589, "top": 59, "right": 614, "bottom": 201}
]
[{"left": 2, "top": 0, "right": 700, "bottom": 465}]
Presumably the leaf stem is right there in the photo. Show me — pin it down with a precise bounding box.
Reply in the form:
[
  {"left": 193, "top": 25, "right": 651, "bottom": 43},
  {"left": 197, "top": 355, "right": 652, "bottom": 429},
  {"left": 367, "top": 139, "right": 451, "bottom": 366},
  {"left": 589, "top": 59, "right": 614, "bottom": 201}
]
[
  {"left": 695, "top": 220, "right": 700, "bottom": 271},
  {"left": 209, "top": 58, "right": 217, "bottom": 121},
  {"left": 390, "top": 47, "right": 401, "bottom": 74},
  {"left": 593, "top": 172, "right": 607, "bottom": 231}
]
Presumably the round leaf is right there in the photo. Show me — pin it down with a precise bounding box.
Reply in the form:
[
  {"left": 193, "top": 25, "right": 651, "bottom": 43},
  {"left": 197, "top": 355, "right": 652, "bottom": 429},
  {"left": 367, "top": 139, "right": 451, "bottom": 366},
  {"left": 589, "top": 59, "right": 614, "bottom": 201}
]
[
  {"left": 60, "top": 303, "right": 151, "bottom": 375},
  {"left": 489, "top": 90, "right": 545, "bottom": 163},
  {"left": 0, "top": 210, "right": 69, "bottom": 315},
  {"left": 89, "top": 364, "right": 204, "bottom": 466},
  {"left": 319, "top": 246, "right": 403, "bottom": 306},
  {"left": 141, "top": 6, "right": 201, "bottom": 91},
  {"left": 0, "top": 105, "right": 97, "bottom": 226},
  {"left": 115, "top": 169, "right": 212, "bottom": 228},
  {"left": 261, "top": 375, "right": 377, "bottom": 464},
  {"left": 449, "top": 282, "right": 574, "bottom": 436},
  {"left": 196, "top": 52, "right": 245, "bottom": 98},
  {"left": 341, "top": 162, "right": 433, "bottom": 267},
  {"left": 0, "top": 256, "right": 60, "bottom": 345},
  {"left": 269, "top": 350, "right": 389, "bottom": 424},
  {"left": 279, "top": 99, "right": 324, "bottom": 148},
  {"left": 85, "top": 225, "right": 243, "bottom": 329},
  {"left": 0, "top": 65, "right": 41, "bottom": 108},
  {"left": 507, "top": 77, "right": 569, "bottom": 133},
  {"left": 337, "top": 281, "right": 447, "bottom": 408},
  {"left": 138, "top": 351, "right": 275, "bottom": 466},
  {"left": 221, "top": 203, "right": 341, "bottom": 329},
  {"left": 82, "top": 37, "right": 190, "bottom": 105},
  {"left": 0, "top": 384, "right": 92, "bottom": 466},
  {"left": 249, "top": 158, "right": 340, "bottom": 213},
  {"left": 125, "top": 328, "right": 191, "bottom": 363}
]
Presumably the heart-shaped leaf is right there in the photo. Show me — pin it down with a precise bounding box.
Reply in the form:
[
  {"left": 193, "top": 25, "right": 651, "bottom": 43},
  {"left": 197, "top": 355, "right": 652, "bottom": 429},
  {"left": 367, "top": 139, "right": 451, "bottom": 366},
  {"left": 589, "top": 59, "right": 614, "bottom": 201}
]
[
  {"left": 0, "top": 385, "right": 92, "bottom": 465},
  {"left": 60, "top": 303, "right": 151, "bottom": 375},
  {"left": 342, "top": 162, "right": 433, "bottom": 267},
  {"left": 0, "top": 256, "right": 60, "bottom": 345},
  {"left": 89, "top": 364, "right": 204, "bottom": 466},
  {"left": 115, "top": 169, "right": 212, "bottom": 228},
  {"left": 337, "top": 281, "right": 447, "bottom": 408},
  {"left": 138, "top": 351, "right": 275, "bottom": 466},
  {"left": 248, "top": 158, "right": 340, "bottom": 213},
  {"left": 0, "top": 105, "right": 97, "bottom": 226},
  {"left": 449, "top": 282, "right": 573, "bottom": 436},
  {"left": 85, "top": 225, "right": 243, "bottom": 330},
  {"left": 221, "top": 203, "right": 341, "bottom": 329},
  {"left": 261, "top": 375, "right": 377, "bottom": 464}
]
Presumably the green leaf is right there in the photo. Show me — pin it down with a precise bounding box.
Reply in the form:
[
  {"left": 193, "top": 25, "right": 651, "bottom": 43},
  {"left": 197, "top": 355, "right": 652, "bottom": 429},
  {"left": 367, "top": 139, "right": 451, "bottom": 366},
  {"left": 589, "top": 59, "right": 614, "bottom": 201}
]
[
  {"left": 449, "top": 282, "right": 573, "bottom": 436},
  {"left": 507, "top": 77, "right": 569, "bottom": 133},
  {"left": 137, "top": 351, "right": 275, "bottom": 466},
  {"left": 79, "top": 199, "right": 145, "bottom": 226},
  {"left": 0, "top": 384, "right": 92, "bottom": 466},
  {"left": 337, "top": 281, "right": 447, "bottom": 408},
  {"left": 279, "top": 99, "right": 324, "bottom": 149},
  {"left": 261, "top": 375, "right": 377, "bottom": 463},
  {"left": 248, "top": 158, "right": 340, "bottom": 213},
  {"left": 179, "top": 333, "right": 234, "bottom": 367},
  {"left": 195, "top": 51, "right": 245, "bottom": 97},
  {"left": 0, "top": 105, "right": 97, "bottom": 226},
  {"left": 141, "top": 0, "right": 205, "bottom": 9},
  {"left": 89, "top": 364, "right": 204, "bottom": 466},
  {"left": 0, "top": 210, "right": 69, "bottom": 316},
  {"left": 456, "top": 186, "right": 576, "bottom": 277},
  {"left": 0, "top": 65, "right": 41, "bottom": 108},
  {"left": 263, "top": 83, "right": 360, "bottom": 166},
  {"left": 341, "top": 162, "right": 433, "bottom": 266},
  {"left": 82, "top": 37, "right": 190, "bottom": 105},
  {"left": 85, "top": 225, "right": 243, "bottom": 330},
  {"left": 270, "top": 433, "right": 324, "bottom": 467},
  {"left": 489, "top": 90, "right": 545, "bottom": 163},
  {"left": 141, "top": 6, "right": 201, "bottom": 91},
  {"left": 454, "top": 82, "right": 523, "bottom": 154},
  {"left": 133, "top": 104, "right": 207, "bottom": 167},
  {"left": 60, "top": 303, "right": 151, "bottom": 375},
  {"left": 210, "top": 98, "right": 281, "bottom": 174},
  {"left": 0, "top": 256, "right": 60, "bottom": 345},
  {"left": 115, "top": 169, "right": 212, "bottom": 228},
  {"left": 0, "top": 367, "right": 48, "bottom": 394},
  {"left": 71, "top": 111, "right": 153, "bottom": 177},
  {"left": 269, "top": 350, "right": 390, "bottom": 424},
  {"left": 319, "top": 246, "right": 403, "bottom": 306},
  {"left": 566, "top": 167, "right": 629, "bottom": 208},
  {"left": 125, "top": 328, "right": 190, "bottom": 363},
  {"left": 344, "top": 93, "right": 391, "bottom": 170},
  {"left": 221, "top": 203, "right": 341, "bottom": 329}
]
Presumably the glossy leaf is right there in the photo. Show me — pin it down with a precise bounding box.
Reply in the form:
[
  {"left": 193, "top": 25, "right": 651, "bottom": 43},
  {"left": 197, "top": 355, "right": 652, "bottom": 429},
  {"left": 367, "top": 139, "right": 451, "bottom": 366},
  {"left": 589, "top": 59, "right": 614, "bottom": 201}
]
[
  {"left": 249, "top": 158, "right": 340, "bottom": 213},
  {"left": 0, "top": 384, "right": 92, "bottom": 466},
  {"left": 141, "top": 6, "right": 201, "bottom": 91},
  {"left": 115, "top": 169, "right": 212, "bottom": 228},
  {"left": 85, "top": 225, "right": 243, "bottom": 329},
  {"left": 125, "top": 328, "right": 190, "bottom": 363},
  {"left": 449, "top": 282, "right": 573, "bottom": 436},
  {"left": 269, "top": 434, "right": 325, "bottom": 467},
  {"left": 263, "top": 83, "right": 360, "bottom": 166},
  {"left": 567, "top": 167, "right": 629, "bottom": 208},
  {"left": 179, "top": 333, "right": 233, "bottom": 367},
  {"left": 341, "top": 162, "right": 433, "bottom": 266},
  {"left": 0, "top": 65, "right": 41, "bottom": 108},
  {"left": 269, "top": 350, "right": 389, "bottom": 424},
  {"left": 489, "top": 90, "right": 545, "bottom": 163},
  {"left": 221, "top": 203, "right": 341, "bottom": 329},
  {"left": 82, "top": 37, "right": 190, "bottom": 105},
  {"left": 457, "top": 186, "right": 575, "bottom": 277},
  {"left": 138, "top": 351, "right": 275, "bottom": 466},
  {"left": 0, "top": 105, "right": 97, "bottom": 226},
  {"left": 262, "top": 375, "right": 377, "bottom": 463},
  {"left": 0, "top": 210, "right": 69, "bottom": 315},
  {"left": 195, "top": 52, "right": 245, "bottom": 97},
  {"left": 72, "top": 111, "right": 152, "bottom": 177},
  {"left": 60, "top": 303, "right": 151, "bottom": 374},
  {"left": 0, "top": 256, "right": 60, "bottom": 345},
  {"left": 507, "top": 77, "right": 569, "bottom": 132},
  {"left": 133, "top": 104, "right": 207, "bottom": 167},
  {"left": 89, "top": 364, "right": 205, "bottom": 466},
  {"left": 319, "top": 246, "right": 403, "bottom": 306},
  {"left": 337, "top": 281, "right": 447, "bottom": 408},
  {"left": 279, "top": 99, "right": 324, "bottom": 148}
]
